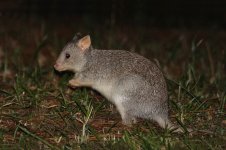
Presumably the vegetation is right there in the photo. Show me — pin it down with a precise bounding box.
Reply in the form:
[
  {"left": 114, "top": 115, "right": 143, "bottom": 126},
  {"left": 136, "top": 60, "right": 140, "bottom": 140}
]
[{"left": 0, "top": 18, "right": 225, "bottom": 149}]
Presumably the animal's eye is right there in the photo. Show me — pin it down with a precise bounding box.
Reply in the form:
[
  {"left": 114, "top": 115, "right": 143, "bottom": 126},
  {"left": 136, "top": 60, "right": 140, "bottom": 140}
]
[{"left": 65, "top": 53, "right": 70, "bottom": 59}]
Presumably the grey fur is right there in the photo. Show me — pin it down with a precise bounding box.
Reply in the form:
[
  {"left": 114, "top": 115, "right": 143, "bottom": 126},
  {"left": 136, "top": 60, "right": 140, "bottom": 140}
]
[{"left": 54, "top": 35, "right": 181, "bottom": 131}]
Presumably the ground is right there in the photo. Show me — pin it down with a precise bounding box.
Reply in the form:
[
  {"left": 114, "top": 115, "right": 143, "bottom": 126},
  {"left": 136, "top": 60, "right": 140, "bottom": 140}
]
[{"left": 0, "top": 17, "right": 225, "bottom": 149}]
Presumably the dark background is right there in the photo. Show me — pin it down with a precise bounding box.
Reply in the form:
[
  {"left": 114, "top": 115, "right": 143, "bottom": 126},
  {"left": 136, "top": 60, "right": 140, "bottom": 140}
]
[
  {"left": 1, "top": 0, "right": 226, "bottom": 28},
  {"left": 0, "top": 0, "right": 226, "bottom": 74}
]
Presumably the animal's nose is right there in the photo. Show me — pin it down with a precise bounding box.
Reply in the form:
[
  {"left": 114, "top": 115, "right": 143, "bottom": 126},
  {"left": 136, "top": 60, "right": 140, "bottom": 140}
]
[{"left": 54, "top": 63, "right": 59, "bottom": 69}]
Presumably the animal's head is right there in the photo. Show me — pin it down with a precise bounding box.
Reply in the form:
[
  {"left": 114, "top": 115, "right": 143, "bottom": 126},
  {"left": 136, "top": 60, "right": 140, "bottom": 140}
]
[{"left": 54, "top": 35, "right": 91, "bottom": 72}]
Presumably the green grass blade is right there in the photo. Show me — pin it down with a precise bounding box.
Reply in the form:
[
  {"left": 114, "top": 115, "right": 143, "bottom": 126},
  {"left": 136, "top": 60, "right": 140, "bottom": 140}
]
[{"left": 17, "top": 125, "right": 60, "bottom": 150}]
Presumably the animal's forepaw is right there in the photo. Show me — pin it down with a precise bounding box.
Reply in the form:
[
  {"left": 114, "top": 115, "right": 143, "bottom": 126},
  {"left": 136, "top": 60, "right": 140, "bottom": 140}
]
[{"left": 68, "top": 79, "right": 80, "bottom": 88}]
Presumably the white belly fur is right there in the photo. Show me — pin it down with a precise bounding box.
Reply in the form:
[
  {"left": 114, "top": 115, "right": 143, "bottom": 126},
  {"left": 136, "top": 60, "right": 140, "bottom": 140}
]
[{"left": 93, "top": 82, "right": 114, "bottom": 101}]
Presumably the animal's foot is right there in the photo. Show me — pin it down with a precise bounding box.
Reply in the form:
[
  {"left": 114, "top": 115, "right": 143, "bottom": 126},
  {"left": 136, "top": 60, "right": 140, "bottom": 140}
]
[
  {"left": 68, "top": 79, "right": 81, "bottom": 88},
  {"left": 122, "top": 117, "right": 137, "bottom": 127}
]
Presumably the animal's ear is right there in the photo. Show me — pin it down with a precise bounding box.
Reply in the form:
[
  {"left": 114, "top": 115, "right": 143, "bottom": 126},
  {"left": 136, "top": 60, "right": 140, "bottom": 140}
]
[{"left": 77, "top": 35, "right": 91, "bottom": 51}]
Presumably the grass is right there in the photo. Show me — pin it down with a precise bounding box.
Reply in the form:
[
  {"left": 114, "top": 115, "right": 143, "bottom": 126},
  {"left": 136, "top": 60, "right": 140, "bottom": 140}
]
[{"left": 0, "top": 18, "right": 225, "bottom": 149}]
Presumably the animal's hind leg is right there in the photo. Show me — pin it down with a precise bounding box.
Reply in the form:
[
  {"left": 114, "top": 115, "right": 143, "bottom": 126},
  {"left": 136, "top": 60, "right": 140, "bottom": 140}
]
[
  {"left": 121, "top": 112, "right": 134, "bottom": 125},
  {"left": 114, "top": 102, "right": 133, "bottom": 125},
  {"left": 154, "top": 116, "right": 183, "bottom": 132},
  {"left": 121, "top": 111, "right": 137, "bottom": 125},
  {"left": 113, "top": 96, "right": 137, "bottom": 126},
  {"left": 112, "top": 75, "right": 144, "bottom": 126},
  {"left": 154, "top": 116, "right": 171, "bottom": 128}
]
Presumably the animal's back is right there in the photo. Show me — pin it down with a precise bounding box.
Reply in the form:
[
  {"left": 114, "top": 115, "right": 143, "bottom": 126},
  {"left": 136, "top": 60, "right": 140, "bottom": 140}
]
[{"left": 85, "top": 49, "right": 168, "bottom": 102}]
